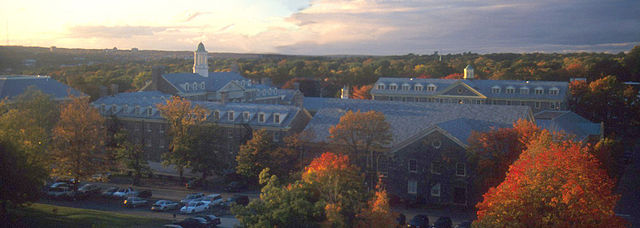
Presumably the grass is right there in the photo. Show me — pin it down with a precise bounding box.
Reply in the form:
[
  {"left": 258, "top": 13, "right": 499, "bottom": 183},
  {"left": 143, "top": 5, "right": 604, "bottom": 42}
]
[{"left": 8, "top": 203, "right": 172, "bottom": 228}]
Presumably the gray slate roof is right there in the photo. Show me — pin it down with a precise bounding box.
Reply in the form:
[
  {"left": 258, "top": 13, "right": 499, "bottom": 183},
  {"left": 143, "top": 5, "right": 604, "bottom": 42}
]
[
  {"left": 92, "top": 91, "right": 303, "bottom": 129},
  {"left": 302, "top": 97, "right": 533, "bottom": 150},
  {"left": 0, "top": 75, "right": 86, "bottom": 101},
  {"left": 371, "top": 78, "right": 568, "bottom": 101},
  {"left": 534, "top": 111, "right": 601, "bottom": 141},
  {"left": 162, "top": 72, "right": 247, "bottom": 93}
]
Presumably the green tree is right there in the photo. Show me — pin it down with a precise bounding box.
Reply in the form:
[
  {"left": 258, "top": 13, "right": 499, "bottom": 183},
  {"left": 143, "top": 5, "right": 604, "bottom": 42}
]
[
  {"left": 114, "top": 130, "right": 150, "bottom": 185},
  {"left": 187, "top": 125, "right": 228, "bottom": 182},
  {"left": 51, "top": 96, "right": 106, "bottom": 188},
  {"left": 235, "top": 129, "right": 277, "bottom": 184},
  {"left": 157, "top": 96, "right": 207, "bottom": 183}
]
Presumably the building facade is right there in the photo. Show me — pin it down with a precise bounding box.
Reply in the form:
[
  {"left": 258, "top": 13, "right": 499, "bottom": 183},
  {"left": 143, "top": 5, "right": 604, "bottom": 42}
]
[{"left": 370, "top": 65, "right": 569, "bottom": 113}]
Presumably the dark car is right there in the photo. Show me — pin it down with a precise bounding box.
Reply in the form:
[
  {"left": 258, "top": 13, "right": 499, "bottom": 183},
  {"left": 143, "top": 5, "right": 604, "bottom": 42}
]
[
  {"left": 174, "top": 217, "right": 209, "bottom": 228},
  {"left": 408, "top": 214, "right": 429, "bottom": 228},
  {"left": 455, "top": 221, "right": 472, "bottom": 228},
  {"left": 225, "top": 195, "right": 249, "bottom": 207},
  {"left": 195, "top": 215, "right": 221, "bottom": 226},
  {"left": 136, "top": 190, "right": 152, "bottom": 198},
  {"left": 396, "top": 213, "right": 406, "bottom": 226},
  {"left": 101, "top": 186, "right": 119, "bottom": 198},
  {"left": 224, "top": 181, "right": 245, "bottom": 192},
  {"left": 434, "top": 216, "right": 453, "bottom": 228}
]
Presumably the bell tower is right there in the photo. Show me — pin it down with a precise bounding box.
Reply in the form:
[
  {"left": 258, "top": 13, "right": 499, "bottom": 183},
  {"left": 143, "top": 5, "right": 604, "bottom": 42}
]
[
  {"left": 193, "top": 42, "right": 209, "bottom": 77},
  {"left": 464, "top": 65, "right": 474, "bottom": 80}
]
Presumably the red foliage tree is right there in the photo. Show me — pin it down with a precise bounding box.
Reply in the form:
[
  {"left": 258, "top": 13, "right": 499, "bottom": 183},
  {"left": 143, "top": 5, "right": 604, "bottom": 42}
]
[
  {"left": 351, "top": 85, "right": 372, "bottom": 100},
  {"left": 475, "top": 131, "right": 626, "bottom": 227},
  {"left": 443, "top": 73, "right": 463, "bottom": 79}
]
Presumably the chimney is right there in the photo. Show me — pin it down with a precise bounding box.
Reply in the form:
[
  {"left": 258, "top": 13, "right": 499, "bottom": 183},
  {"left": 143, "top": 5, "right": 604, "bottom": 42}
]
[
  {"left": 341, "top": 85, "right": 350, "bottom": 99},
  {"left": 151, "top": 66, "right": 165, "bottom": 91},
  {"left": 464, "top": 65, "right": 474, "bottom": 80},
  {"left": 110, "top": 84, "right": 119, "bottom": 95}
]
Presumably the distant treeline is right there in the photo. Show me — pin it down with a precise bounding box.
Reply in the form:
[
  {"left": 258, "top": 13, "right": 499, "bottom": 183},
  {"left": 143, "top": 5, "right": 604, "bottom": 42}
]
[{"left": 2, "top": 45, "right": 639, "bottom": 100}]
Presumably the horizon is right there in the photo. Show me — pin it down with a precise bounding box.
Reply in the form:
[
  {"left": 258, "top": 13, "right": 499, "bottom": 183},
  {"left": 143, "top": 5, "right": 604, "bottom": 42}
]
[{"left": 2, "top": 0, "right": 639, "bottom": 55}]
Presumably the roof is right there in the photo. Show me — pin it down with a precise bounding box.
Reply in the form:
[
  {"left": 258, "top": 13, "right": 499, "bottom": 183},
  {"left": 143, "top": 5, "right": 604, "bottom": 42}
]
[
  {"left": 302, "top": 97, "right": 533, "bottom": 150},
  {"left": 0, "top": 75, "right": 86, "bottom": 101},
  {"left": 196, "top": 42, "right": 206, "bottom": 52},
  {"left": 162, "top": 72, "right": 247, "bottom": 93},
  {"left": 534, "top": 111, "right": 601, "bottom": 141},
  {"left": 92, "top": 91, "right": 303, "bottom": 129},
  {"left": 465, "top": 65, "right": 473, "bottom": 70},
  {"left": 371, "top": 78, "right": 568, "bottom": 101}
]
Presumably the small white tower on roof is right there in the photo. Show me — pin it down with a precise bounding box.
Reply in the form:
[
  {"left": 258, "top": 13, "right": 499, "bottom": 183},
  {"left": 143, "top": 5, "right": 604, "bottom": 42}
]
[
  {"left": 193, "top": 42, "right": 209, "bottom": 77},
  {"left": 464, "top": 64, "right": 474, "bottom": 80},
  {"left": 341, "top": 85, "right": 350, "bottom": 99}
]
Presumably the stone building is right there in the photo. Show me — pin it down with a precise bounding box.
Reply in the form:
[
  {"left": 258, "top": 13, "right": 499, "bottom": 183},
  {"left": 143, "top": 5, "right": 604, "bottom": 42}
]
[{"left": 0, "top": 75, "right": 87, "bottom": 102}]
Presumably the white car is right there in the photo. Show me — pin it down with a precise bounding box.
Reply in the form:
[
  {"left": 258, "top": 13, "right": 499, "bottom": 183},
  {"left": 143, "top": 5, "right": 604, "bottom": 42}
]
[
  {"left": 123, "top": 197, "right": 148, "bottom": 208},
  {"left": 47, "top": 187, "right": 74, "bottom": 199},
  {"left": 180, "top": 201, "right": 209, "bottom": 214},
  {"left": 180, "top": 193, "right": 205, "bottom": 204},
  {"left": 112, "top": 187, "right": 137, "bottom": 199},
  {"left": 151, "top": 200, "right": 180, "bottom": 211},
  {"left": 201, "top": 194, "right": 224, "bottom": 207}
]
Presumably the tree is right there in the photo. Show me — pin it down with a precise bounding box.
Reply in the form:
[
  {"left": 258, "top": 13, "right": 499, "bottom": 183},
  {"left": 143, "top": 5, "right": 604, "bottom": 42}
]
[
  {"left": 329, "top": 110, "right": 391, "bottom": 185},
  {"left": 157, "top": 96, "right": 207, "bottom": 183},
  {"left": 474, "top": 131, "right": 626, "bottom": 227},
  {"left": 355, "top": 179, "right": 396, "bottom": 228},
  {"left": 51, "top": 96, "right": 106, "bottom": 188},
  {"left": 187, "top": 125, "right": 228, "bottom": 182},
  {"left": 589, "top": 137, "right": 625, "bottom": 180},
  {"left": 235, "top": 129, "right": 300, "bottom": 184},
  {"left": 467, "top": 119, "right": 540, "bottom": 197},
  {"left": 0, "top": 139, "right": 48, "bottom": 224},
  {"left": 351, "top": 85, "right": 372, "bottom": 100},
  {"left": 302, "top": 152, "right": 366, "bottom": 227},
  {"left": 113, "top": 130, "right": 150, "bottom": 185}
]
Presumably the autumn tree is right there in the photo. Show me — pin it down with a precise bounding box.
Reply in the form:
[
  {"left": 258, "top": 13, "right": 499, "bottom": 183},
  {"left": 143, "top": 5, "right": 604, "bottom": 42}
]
[
  {"left": 474, "top": 131, "right": 626, "bottom": 227},
  {"left": 589, "top": 137, "right": 625, "bottom": 179},
  {"left": 187, "top": 125, "right": 228, "bottom": 182},
  {"left": 355, "top": 179, "right": 396, "bottom": 228},
  {"left": 157, "top": 96, "right": 207, "bottom": 183},
  {"left": 351, "top": 85, "right": 372, "bottom": 100},
  {"left": 302, "top": 152, "right": 366, "bottom": 227},
  {"left": 236, "top": 129, "right": 301, "bottom": 184},
  {"left": 467, "top": 119, "right": 540, "bottom": 198},
  {"left": 51, "top": 96, "right": 106, "bottom": 187},
  {"left": 113, "top": 130, "right": 150, "bottom": 185},
  {"left": 329, "top": 110, "right": 391, "bottom": 185}
]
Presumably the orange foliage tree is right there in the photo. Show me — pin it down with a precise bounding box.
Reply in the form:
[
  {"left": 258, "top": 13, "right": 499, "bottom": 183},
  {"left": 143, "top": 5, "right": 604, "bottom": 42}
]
[
  {"left": 355, "top": 179, "right": 396, "bottom": 228},
  {"left": 467, "top": 119, "right": 540, "bottom": 195},
  {"left": 302, "top": 152, "right": 366, "bottom": 227},
  {"left": 475, "top": 131, "right": 626, "bottom": 227},
  {"left": 351, "top": 85, "right": 372, "bottom": 100}
]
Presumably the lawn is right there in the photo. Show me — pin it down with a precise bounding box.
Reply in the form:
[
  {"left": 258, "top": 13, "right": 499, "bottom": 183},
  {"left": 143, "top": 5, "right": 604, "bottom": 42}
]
[{"left": 8, "top": 203, "right": 172, "bottom": 228}]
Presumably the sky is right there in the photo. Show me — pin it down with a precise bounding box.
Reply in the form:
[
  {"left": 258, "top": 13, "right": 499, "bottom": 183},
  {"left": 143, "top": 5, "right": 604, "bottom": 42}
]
[{"left": 1, "top": 0, "right": 639, "bottom": 55}]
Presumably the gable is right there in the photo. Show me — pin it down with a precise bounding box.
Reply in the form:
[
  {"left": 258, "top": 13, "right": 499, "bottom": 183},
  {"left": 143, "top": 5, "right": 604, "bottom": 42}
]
[
  {"left": 218, "top": 81, "right": 245, "bottom": 92},
  {"left": 393, "top": 128, "right": 467, "bottom": 159},
  {"left": 437, "top": 82, "right": 486, "bottom": 98}
]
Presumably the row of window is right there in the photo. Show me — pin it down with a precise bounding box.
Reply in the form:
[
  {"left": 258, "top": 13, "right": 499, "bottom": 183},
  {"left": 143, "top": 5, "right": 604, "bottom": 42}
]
[
  {"left": 184, "top": 82, "right": 206, "bottom": 91},
  {"left": 407, "top": 180, "right": 443, "bottom": 197},
  {"left": 211, "top": 110, "right": 284, "bottom": 124},
  {"left": 408, "top": 160, "right": 466, "bottom": 176},
  {"left": 491, "top": 86, "right": 560, "bottom": 95},
  {"left": 100, "top": 104, "right": 154, "bottom": 116},
  {"left": 377, "top": 83, "right": 437, "bottom": 92}
]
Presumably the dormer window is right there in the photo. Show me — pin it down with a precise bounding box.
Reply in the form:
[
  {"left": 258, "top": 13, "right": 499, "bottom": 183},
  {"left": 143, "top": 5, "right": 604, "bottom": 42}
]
[
  {"left": 414, "top": 84, "right": 423, "bottom": 91},
  {"left": 505, "top": 86, "right": 515, "bottom": 94},
  {"left": 111, "top": 104, "right": 117, "bottom": 113},
  {"left": 520, "top": 87, "right": 529, "bottom": 94},
  {"left": 549, "top": 87, "right": 559, "bottom": 95},
  {"left": 491, "top": 86, "right": 501, "bottom": 94},
  {"left": 185, "top": 83, "right": 190, "bottom": 91},
  {"left": 389, "top": 83, "right": 398, "bottom": 90},
  {"left": 228, "top": 111, "right": 234, "bottom": 121},
  {"left": 274, "top": 113, "right": 280, "bottom": 123},
  {"left": 100, "top": 104, "right": 106, "bottom": 113},
  {"left": 401, "top": 84, "right": 410, "bottom": 91},
  {"left": 535, "top": 87, "right": 544, "bottom": 95},
  {"left": 135, "top": 105, "right": 140, "bottom": 115},
  {"left": 376, "top": 83, "right": 385, "bottom": 90},
  {"left": 200, "top": 82, "right": 205, "bottom": 89},
  {"left": 193, "top": 82, "right": 198, "bottom": 90},
  {"left": 146, "top": 107, "right": 153, "bottom": 116},
  {"left": 427, "top": 84, "right": 437, "bottom": 92},
  {"left": 258, "top": 113, "right": 265, "bottom": 123},
  {"left": 213, "top": 111, "right": 220, "bottom": 120},
  {"left": 243, "top": 112, "right": 250, "bottom": 121},
  {"left": 123, "top": 104, "right": 128, "bottom": 113}
]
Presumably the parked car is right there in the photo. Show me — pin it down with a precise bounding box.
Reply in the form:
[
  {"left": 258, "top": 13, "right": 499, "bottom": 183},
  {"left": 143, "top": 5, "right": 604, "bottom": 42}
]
[
  {"left": 455, "top": 221, "right": 472, "bottom": 228},
  {"left": 408, "top": 214, "right": 429, "bottom": 228},
  {"left": 162, "top": 225, "right": 183, "bottom": 228},
  {"left": 224, "top": 181, "right": 245, "bottom": 192},
  {"left": 180, "top": 201, "right": 209, "bottom": 214},
  {"left": 224, "top": 195, "right": 249, "bottom": 207},
  {"left": 180, "top": 193, "right": 205, "bottom": 204},
  {"left": 77, "top": 184, "right": 101, "bottom": 199},
  {"left": 174, "top": 217, "right": 209, "bottom": 228},
  {"left": 47, "top": 187, "right": 74, "bottom": 199},
  {"left": 195, "top": 214, "right": 221, "bottom": 226},
  {"left": 434, "top": 216, "right": 453, "bottom": 228},
  {"left": 123, "top": 197, "right": 148, "bottom": 208},
  {"left": 136, "top": 190, "right": 152, "bottom": 198},
  {"left": 101, "top": 186, "right": 119, "bottom": 198},
  {"left": 185, "top": 179, "right": 209, "bottom": 189},
  {"left": 201, "top": 194, "right": 224, "bottom": 207},
  {"left": 49, "top": 182, "right": 70, "bottom": 189},
  {"left": 151, "top": 200, "right": 180, "bottom": 211},
  {"left": 112, "top": 187, "right": 137, "bottom": 199},
  {"left": 396, "top": 213, "right": 406, "bottom": 226}
]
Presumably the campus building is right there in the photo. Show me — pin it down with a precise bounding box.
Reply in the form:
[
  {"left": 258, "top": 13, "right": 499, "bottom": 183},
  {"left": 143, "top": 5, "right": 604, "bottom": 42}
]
[{"left": 0, "top": 75, "right": 87, "bottom": 102}]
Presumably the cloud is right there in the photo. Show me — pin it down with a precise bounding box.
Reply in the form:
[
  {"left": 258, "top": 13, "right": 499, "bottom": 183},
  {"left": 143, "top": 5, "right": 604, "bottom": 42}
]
[
  {"left": 67, "top": 25, "right": 168, "bottom": 39},
  {"left": 182, "top": 11, "right": 213, "bottom": 22}
]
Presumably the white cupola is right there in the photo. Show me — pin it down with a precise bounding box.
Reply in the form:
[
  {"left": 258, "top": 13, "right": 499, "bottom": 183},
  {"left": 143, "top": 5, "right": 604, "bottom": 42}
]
[
  {"left": 464, "top": 65, "right": 474, "bottom": 80},
  {"left": 193, "top": 42, "right": 209, "bottom": 77}
]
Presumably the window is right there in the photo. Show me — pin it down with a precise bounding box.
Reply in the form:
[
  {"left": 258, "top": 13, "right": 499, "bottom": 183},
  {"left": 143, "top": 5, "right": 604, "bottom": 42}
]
[
  {"left": 553, "top": 102, "right": 560, "bottom": 110},
  {"left": 111, "top": 104, "right": 117, "bottom": 113},
  {"left": 457, "top": 88, "right": 464, "bottom": 94},
  {"left": 213, "top": 111, "right": 220, "bottom": 120},
  {"left": 134, "top": 105, "right": 140, "bottom": 115},
  {"left": 273, "top": 131, "right": 281, "bottom": 142},
  {"left": 535, "top": 102, "right": 541, "bottom": 109},
  {"left": 415, "top": 84, "right": 423, "bottom": 91},
  {"left": 377, "top": 84, "right": 385, "bottom": 90},
  {"left": 123, "top": 104, "right": 128, "bottom": 113},
  {"left": 431, "top": 161, "right": 442, "bottom": 175},
  {"left": 427, "top": 84, "right": 437, "bottom": 92},
  {"left": 505, "top": 86, "right": 515, "bottom": 94},
  {"left": 431, "top": 139, "right": 442, "bottom": 149},
  {"left": 549, "top": 87, "right": 559, "bottom": 95},
  {"left": 408, "top": 180, "right": 417, "bottom": 194},
  {"left": 258, "top": 113, "right": 265, "bottom": 123},
  {"left": 402, "top": 84, "right": 410, "bottom": 91},
  {"left": 520, "top": 87, "right": 529, "bottom": 94},
  {"left": 389, "top": 84, "right": 397, "bottom": 90},
  {"left": 193, "top": 82, "right": 198, "bottom": 90},
  {"left": 506, "top": 100, "right": 512, "bottom": 105},
  {"left": 200, "top": 82, "right": 205, "bottom": 89},
  {"left": 456, "top": 163, "right": 466, "bottom": 176},
  {"left": 535, "top": 87, "right": 544, "bottom": 95},
  {"left": 408, "top": 159, "right": 417, "bottom": 173},
  {"left": 431, "top": 183, "right": 441, "bottom": 197},
  {"left": 458, "top": 99, "right": 464, "bottom": 104},
  {"left": 228, "top": 111, "right": 234, "bottom": 121},
  {"left": 185, "top": 83, "right": 189, "bottom": 91},
  {"left": 146, "top": 107, "right": 153, "bottom": 116},
  {"left": 100, "top": 104, "right": 106, "bottom": 113},
  {"left": 274, "top": 113, "right": 280, "bottom": 123},
  {"left": 377, "top": 156, "right": 389, "bottom": 174},
  {"left": 491, "top": 86, "right": 500, "bottom": 94},
  {"left": 520, "top": 101, "right": 526, "bottom": 106},
  {"left": 243, "top": 112, "right": 250, "bottom": 121}
]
